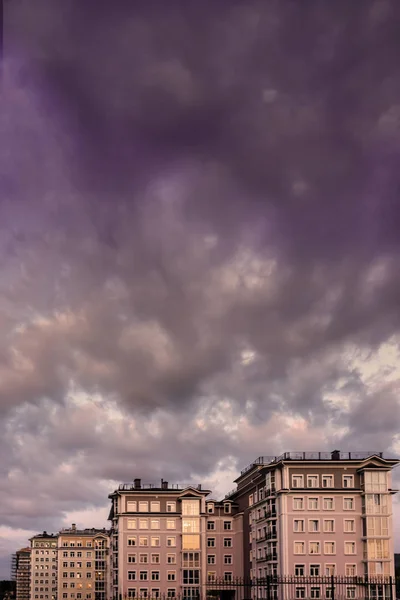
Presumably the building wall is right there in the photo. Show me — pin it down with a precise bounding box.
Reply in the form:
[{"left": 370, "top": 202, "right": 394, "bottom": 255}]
[
  {"left": 30, "top": 534, "right": 58, "bottom": 600},
  {"left": 16, "top": 549, "right": 31, "bottom": 600}
]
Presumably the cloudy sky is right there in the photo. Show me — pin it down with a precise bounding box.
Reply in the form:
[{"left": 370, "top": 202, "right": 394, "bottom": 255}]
[{"left": 2, "top": 0, "right": 400, "bottom": 578}]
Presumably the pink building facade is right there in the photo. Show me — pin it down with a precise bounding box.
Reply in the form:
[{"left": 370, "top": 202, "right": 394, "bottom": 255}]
[{"left": 108, "top": 479, "right": 243, "bottom": 599}]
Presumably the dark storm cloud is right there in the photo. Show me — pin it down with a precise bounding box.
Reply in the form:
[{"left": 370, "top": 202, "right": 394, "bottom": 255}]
[{"left": 2, "top": 0, "right": 400, "bottom": 572}]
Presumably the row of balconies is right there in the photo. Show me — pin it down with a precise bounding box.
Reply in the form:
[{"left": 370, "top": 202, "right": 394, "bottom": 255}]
[
  {"left": 256, "top": 531, "right": 277, "bottom": 542},
  {"left": 255, "top": 509, "right": 277, "bottom": 522}
]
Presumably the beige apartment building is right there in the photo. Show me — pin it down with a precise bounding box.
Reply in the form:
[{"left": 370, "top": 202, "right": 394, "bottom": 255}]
[
  {"left": 108, "top": 479, "right": 244, "bottom": 599},
  {"left": 30, "top": 532, "right": 58, "bottom": 600},
  {"left": 227, "top": 450, "right": 399, "bottom": 586},
  {"left": 57, "top": 525, "right": 109, "bottom": 600}
]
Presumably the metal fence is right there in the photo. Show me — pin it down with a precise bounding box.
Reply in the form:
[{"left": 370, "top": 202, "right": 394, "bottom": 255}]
[
  {"left": 205, "top": 576, "right": 397, "bottom": 600},
  {"left": 117, "top": 576, "right": 399, "bottom": 600}
]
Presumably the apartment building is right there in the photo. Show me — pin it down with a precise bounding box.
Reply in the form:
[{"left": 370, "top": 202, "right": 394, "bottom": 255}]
[
  {"left": 30, "top": 532, "right": 58, "bottom": 600},
  {"left": 57, "top": 525, "right": 109, "bottom": 600},
  {"left": 227, "top": 451, "right": 399, "bottom": 580},
  {"left": 108, "top": 478, "right": 243, "bottom": 599},
  {"left": 15, "top": 547, "right": 31, "bottom": 600}
]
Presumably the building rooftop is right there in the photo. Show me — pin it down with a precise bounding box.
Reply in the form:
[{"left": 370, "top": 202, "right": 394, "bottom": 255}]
[
  {"left": 59, "top": 525, "right": 108, "bottom": 536},
  {"left": 115, "top": 479, "right": 208, "bottom": 493},
  {"left": 238, "top": 450, "right": 393, "bottom": 478}
]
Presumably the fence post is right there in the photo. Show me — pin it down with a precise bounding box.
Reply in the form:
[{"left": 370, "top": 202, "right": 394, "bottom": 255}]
[
  {"left": 266, "top": 575, "right": 271, "bottom": 600},
  {"left": 389, "top": 576, "right": 393, "bottom": 600},
  {"left": 331, "top": 574, "right": 335, "bottom": 600}
]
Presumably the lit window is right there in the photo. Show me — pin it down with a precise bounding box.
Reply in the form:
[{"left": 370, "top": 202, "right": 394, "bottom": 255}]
[
  {"left": 150, "top": 502, "right": 160, "bottom": 512},
  {"left": 127, "top": 520, "right": 137, "bottom": 530},
  {"left": 138, "top": 502, "right": 148, "bottom": 512},
  {"left": 166, "top": 520, "right": 176, "bottom": 530}
]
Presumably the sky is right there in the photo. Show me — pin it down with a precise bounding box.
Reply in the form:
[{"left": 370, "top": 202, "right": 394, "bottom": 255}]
[{"left": 1, "top": 0, "right": 400, "bottom": 579}]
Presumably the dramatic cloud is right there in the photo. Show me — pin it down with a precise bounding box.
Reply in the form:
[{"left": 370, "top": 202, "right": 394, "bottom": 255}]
[{"left": 1, "top": 0, "right": 400, "bottom": 578}]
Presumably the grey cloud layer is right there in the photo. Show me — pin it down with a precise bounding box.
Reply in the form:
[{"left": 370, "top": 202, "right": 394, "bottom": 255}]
[{"left": 1, "top": 0, "right": 400, "bottom": 576}]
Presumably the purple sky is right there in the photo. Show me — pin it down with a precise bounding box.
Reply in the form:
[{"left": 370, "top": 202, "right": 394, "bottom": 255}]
[{"left": 1, "top": 0, "right": 400, "bottom": 578}]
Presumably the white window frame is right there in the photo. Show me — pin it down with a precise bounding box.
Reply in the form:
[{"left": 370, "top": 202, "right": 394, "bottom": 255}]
[
  {"left": 308, "top": 497, "right": 319, "bottom": 511},
  {"left": 323, "top": 519, "right": 335, "bottom": 533},
  {"left": 166, "top": 519, "right": 176, "bottom": 530},
  {"left": 293, "top": 519, "right": 305, "bottom": 533},
  {"left": 324, "top": 564, "right": 336, "bottom": 576},
  {"left": 309, "top": 541, "right": 321, "bottom": 555},
  {"left": 138, "top": 502, "right": 148, "bottom": 512},
  {"left": 293, "top": 497, "right": 304, "bottom": 510},
  {"left": 344, "top": 541, "right": 356, "bottom": 555},
  {"left": 307, "top": 475, "right": 319, "bottom": 488},
  {"left": 294, "top": 565, "right": 305, "bottom": 577},
  {"left": 344, "top": 519, "right": 355, "bottom": 533},
  {"left": 343, "top": 475, "right": 354, "bottom": 489},
  {"left": 294, "top": 541, "right": 305, "bottom": 555},
  {"left": 166, "top": 537, "right": 176, "bottom": 548},
  {"left": 309, "top": 564, "right": 320, "bottom": 577},
  {"left": 166, "top": 502, "right": 176, "bottom": 513},
  {"left": 150, "top": 502, "right": 160, "bottom": 513},
  {"left": 345, "top": 564, "right": 357, "bottom": 577},
  {"left": 139, "top": 519, "right": 148, "bottom": 530},
  {"left": 150, "top": 520, "right": 160, "bottom": 530},
  {"left": 308, "top": 519, "right": 320, "bottom": 533},
  {"left": 323, "top": 497, "right": 334, "bottom": 511},
  {"left": 323, "top": 542, "right": 336, "bottom": 555},
  {"left": 127, "top": 501, "right": 137, "bottom": 512},
  {"left": 343, "top": 497, "right": 355, "bottom": 511},
  {"left": 292, "top": 475, "right": 304, "bottom": 488},
  {"left": 322, "top": 475, "right": 334, "bottom": 488},
  {"left": 127, "top": 519, "right": 137, "bottom": 530}
]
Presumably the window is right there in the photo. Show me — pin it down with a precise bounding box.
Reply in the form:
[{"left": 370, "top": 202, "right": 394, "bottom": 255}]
[
  {"left": 207, "top": 538, "right": 216, "bottom": 548},
  {"left": 224, "top": 504, "right": 231, "bottom": 514},
  {"left": 249, "top": 495, "right": 254, "bottom": 507},
  {"left": 345, "top": 565, "right": 356, "bottom": 577},
  {"left": 344, "top": 542, "right": 356, "bottom": 555},
  {"left": 296, "top": 588, "right": 306, "bottom": 599},
  {"left": 294, "top": 520, "right": 305, "bottom": 533},
  {"left": 325, "top": 564, "right": 335, "bottom": 576},
  {"left": 224, "top": 555, "right": 232, "bottom": 565},
  {"left": 128, "top": 538, "right": 136, "bottom": 547},
  {"left": 139, "top": 590, "right": 147, "bottom": 599},
  {"left": 207, "top": 572, "right": 216, "bottom": 582},
  {"left": 308, "top": 497, "right": 319, "bottom": 510},
  {"left": 323, "top": 498, "right": 334, "bottom": 510},
  {"left": 366, "top": 539, "right": 389, "bottom": 560},
  {"left": 207, "top": 556, "right": 216, "bottom": 565},
  {"left": 343, "top": 475, "right": 354, "bottom": 488},
  {"left": 364, "top": 471, "right": 387, "bottom": 493},
  {"left": 138, "top": 502, "right": 148, "bottom": 512},
  {"left": 167, "top": 520, "right": 176, "bottom": 530},
  {"left": 127, "top": 519, "right": 137, "bottom": 530},
  {"left": 151, "top": 520, "right": 160, "bottom": 530},
  {"left": 166, "top": 537, "right": 176, "bottom": 547},
  {"left": 151, "top": 590, "right": 160, "bottom": 599},
  {"left": 292, "top": 475, "right": 304, "bottom": 488},
  {"left": 183, "top": 519, "right": 200, "bottom": 534},
  {"left": 224, "top": 521, "right": 232, "bottom": 530},
  {"left": 183, "top": 570, "right": 200, "bottom": 585},
  {"left": 139, "top": 537, "right": 148, "bottom": 547},
  {"left": 295, "top": 565, "right": 305, "bottom": 577},
  {"left": 150, "top": 537, "right": 160, "bottom": 547},
  {"left": 182, "top": 500, "right": 200, "bottom": 516},
  {"left": 224, "top": 572, "right": 233, "bottom": 583},
  {"left": 167, "top": 590, "right": 176, "bottom": 598},
  {"left": 310, "top": 565, "right": 320, "bottom": 576},
  {"left": 324, "top": 542, "right": 335, "bottom": 555},
  {"left": 166, "top": 502, "right": 176, "bottom": 513},
  {"left": 207, "top": 521, "right": 215, "bottom": 530},
  {"left": 367, "top": 517, "right": 388, "bottom": 536},
  {"left": 223, "top": 538, "right": 232, "bottom": 547},
  {"left": 308, "top": 475, "right": 319, "bottom": 488},
  {"left": 309, "top": 519, "right": 320, "bottom": 533},
  {"left": 128, "top": 572, "right": 136, "bottom": 581},
  {"left": 344, "top": 519, "right": 355, "bottom": 533},
  {"left": 322, "top": 475, "right": 334, "bottom": 488},
  {"left": 309, "top": 542, "right": 320, "bottom": 555},
  {"left": 128, "top": 555, "right": 136, "bottom": 563},
  {"left": 151, "top": 571, "right": 160, "bottom": 581},
  {"left": 294, "top": 542, "right": 305, "bottom": 555},
  {"left": 324, "top": 519, "right": 334, "bottom": 533},
  {"left": 167, "top": 554, "right": 176, "bottom": 564},
  {"left": 139, "top": 571, "right": 148, "bottom": 581},
  {"left": 167, "top": 572, "right": 176, "bottom": 582},
  {"left": 139, "top": 519, "right": 148, "bottom": 529},
  {"left": 310, "top": 588, "right": 321, "bottom": 599},
  {"left": 293, "top": 497, "right": 304, "bottom": 510},
  {"left": 150, "top": 501, "right": 160, "bottom": 512},
  {"left": 127, "top": 590, "right": 136, "bottom": 599},
  {"left": 346, "top": 588, "right": 356, "bottom": 599},
  {"left": 139, "top": 554, "right": 148, "bottom": 564},
  {"left": 343, "top": 498, "right": 354, "bottom": 511}
]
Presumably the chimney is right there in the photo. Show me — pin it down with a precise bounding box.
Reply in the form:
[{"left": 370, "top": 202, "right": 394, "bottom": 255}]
[
  {"left": 198, "top": 484, "right": 202, "bottom": 491},
  {"left": 161, "top": 480, "right": 168, "bottom": 490},
  {"left": 72, "top": 523, "right": 76, "bottom": 532},
  {"left": 331, "top": 450, "right": 340, "bottom": 460},
  {"left": 134, "top": 478, "right": 141, "bottom": 489}
]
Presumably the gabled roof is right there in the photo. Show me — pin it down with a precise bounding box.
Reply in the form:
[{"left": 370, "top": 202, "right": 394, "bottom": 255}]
[
  {"left": 356, "top": 455, "right": 400, "bottom": 471},
  {"left": 178, "top": 486, "right": 210, "bottom": 499}
]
